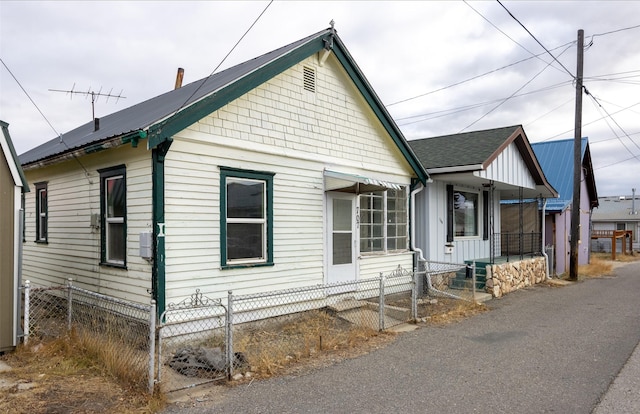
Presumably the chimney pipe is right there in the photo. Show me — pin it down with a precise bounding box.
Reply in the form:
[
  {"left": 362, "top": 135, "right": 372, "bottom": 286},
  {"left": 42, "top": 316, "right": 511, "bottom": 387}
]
[
  {"left": 94, "top": 117, "right": 100, "bottom": 132},
  {"left": 633, "top": 188, "right": 636, "bottom": 215},
  {"left": 174, "top": 68, "right": 184, "bottom": 89}
]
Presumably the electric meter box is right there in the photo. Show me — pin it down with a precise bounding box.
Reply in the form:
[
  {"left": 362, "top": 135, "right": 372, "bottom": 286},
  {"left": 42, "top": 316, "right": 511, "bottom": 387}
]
[{"left": 139, "top": 231, "right": 153, "bottom": 259}]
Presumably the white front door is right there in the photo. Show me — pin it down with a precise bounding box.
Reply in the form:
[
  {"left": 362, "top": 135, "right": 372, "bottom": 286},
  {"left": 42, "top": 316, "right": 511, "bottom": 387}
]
[{"left": 327, "top": 192, "right": 357, "bottom": 284}]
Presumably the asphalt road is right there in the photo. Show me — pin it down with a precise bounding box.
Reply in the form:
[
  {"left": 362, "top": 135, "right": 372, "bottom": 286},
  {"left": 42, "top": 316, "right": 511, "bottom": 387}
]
[{"left": 164, "top": 262, "right": 640, "bottom": 413}]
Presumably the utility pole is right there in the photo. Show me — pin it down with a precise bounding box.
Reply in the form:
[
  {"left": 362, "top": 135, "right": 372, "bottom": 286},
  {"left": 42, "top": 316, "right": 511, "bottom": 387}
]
[{"left": 569, "top": 29, "right": 584, "bottom": 281}]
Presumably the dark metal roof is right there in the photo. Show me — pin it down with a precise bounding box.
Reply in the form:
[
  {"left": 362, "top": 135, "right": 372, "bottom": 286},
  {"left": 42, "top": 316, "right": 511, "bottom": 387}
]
[
  {"left": 19, "top": 29, "right": 330, "bottom": 166},
  {"left": 531, "top": 138, "right": 598, "bottom": 212},
  {"left": 409, "top": 125, "right": 522, "bottom": 169}
]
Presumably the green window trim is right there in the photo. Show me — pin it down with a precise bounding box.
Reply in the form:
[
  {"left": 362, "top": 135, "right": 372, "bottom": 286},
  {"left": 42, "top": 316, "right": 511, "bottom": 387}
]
[
  {"left": 34, "top": 182, "right": 48, "bottom": 243},
  {"left": 220, "top": 167, "right": 274, "bottom": 269},
  {"left": 99, "top": 165, "right": 127, "bottom": 268}
]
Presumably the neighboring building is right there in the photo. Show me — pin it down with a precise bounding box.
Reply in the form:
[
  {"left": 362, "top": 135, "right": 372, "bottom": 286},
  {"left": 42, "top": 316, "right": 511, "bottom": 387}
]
[
  {"left": 18, "top": 27, "right": 429, "bottom": 315},
  {"left": 531, "top": 138, "right": 598, "bottom": 276},
  {"left": 0, "top": 121, "right": 29, "bottom": 352},
  {"left": 592, "top": 193, "right": 640, "bottom": 252},
  {"left": 409, "top": 125, "right": 557, "bottom": 266}
]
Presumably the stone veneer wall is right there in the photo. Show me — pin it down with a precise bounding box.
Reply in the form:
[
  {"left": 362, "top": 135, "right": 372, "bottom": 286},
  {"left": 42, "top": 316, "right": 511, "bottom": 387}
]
[{"left": 485, "top": 257, "right": 547, "bottom": 298}]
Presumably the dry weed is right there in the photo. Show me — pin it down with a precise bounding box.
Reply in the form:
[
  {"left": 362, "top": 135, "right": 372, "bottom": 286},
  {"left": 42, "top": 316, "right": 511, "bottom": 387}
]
[
  {"left": 233, "top": 310, "right": 386, "bottom": 378},
  {"left": 422, "top": 298, "right": 488, "bottom": 325}
]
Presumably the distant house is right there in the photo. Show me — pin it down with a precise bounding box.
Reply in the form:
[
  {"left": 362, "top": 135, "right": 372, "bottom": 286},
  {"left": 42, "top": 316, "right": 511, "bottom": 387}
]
[
  {"left": 18, "top": 27, "right": 429, "bottom": 315},
  {"left": 531, "top": 138, "right": 598, "bottom": 275},
  {"left": 591, "top": 194, "right": 640, "bottom": 252},
  {"left": 1, "top": 121, "right": 29, "bottom": 352},
  {"left": 409, "top": 125, "right": 557, "bottom": 269}
]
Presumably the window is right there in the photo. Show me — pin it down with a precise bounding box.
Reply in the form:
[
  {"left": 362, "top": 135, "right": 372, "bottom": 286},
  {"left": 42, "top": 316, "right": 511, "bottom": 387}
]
[
  {"left": 35, "top": 182, "right": 47, "bottom": 243},
  {"left": 359, "top": 188, "right": 408, "bottom": 253},
  {"left": 220, "top": 167, "right": 274, "bottom": 268},
  {"left": 99, "top": 166, "right": 126, "bottom": 266},
  {"left": 453, "top": 189, "right": 479, "bottom": 237}
]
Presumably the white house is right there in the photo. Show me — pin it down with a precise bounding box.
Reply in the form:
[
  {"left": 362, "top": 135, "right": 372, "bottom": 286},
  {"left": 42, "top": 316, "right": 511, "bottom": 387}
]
[
  {"left": 409, "top": 125, "right": 557, "bottom": 287},
  {"left": 18, "top": 27, "right": 429, "bottom": 316},
  {"left": 1, "top": 121, "right": 29, "bottom": 352}
]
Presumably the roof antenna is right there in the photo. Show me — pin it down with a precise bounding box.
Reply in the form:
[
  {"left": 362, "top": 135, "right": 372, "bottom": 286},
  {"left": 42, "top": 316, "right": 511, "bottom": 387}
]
[{"left": 49, "top": 83, "right": 126, "bottom": 122}]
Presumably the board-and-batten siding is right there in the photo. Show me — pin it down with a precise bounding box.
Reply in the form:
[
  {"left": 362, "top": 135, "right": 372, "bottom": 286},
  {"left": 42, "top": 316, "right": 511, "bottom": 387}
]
[
  {"left": 476, "top": 142, "right": 536, "bottom": 189},
  {"left": 163, "top": 54, "right": 416, "bottom": 303},
  {"left": 21, "top": 145, "right": 153, "bottom": 304},
  {"left": 415, "top": 180, "right": 501, "bottom": 264}
]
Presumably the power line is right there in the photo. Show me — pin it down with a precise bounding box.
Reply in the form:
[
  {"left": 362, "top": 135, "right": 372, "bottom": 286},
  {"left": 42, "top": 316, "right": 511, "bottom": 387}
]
[
  {"left": 1, "top": 57, "right": 63, "bottom": 139},
  {"left": 464, "top": 0, "right": 568, "bottom": 75},
  {"left": 540, "top": 100, "right": 640, "bottom": 141},
  {"left": 396, "top": 80, "right": 572, "bottom": 126},
  {"left": 457, "top": 42, "right": 573, "bottom": 133},
  {"left": 387, "top": 42, "right": 574, "bottom": 107},
  {"left": 0, "top": 57, "right": 93, "bottom": 182},
  {"left": 496, "top": 0, "right": 575, "bottom": 79},
  {"left": 173, "top": 0, "right": 273, "bottom": 116}
]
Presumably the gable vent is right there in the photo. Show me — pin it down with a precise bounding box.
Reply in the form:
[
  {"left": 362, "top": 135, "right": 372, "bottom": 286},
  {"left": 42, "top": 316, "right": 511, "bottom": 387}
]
[{"left": 303, "top": 66, "right": 316, "bottom": 93}]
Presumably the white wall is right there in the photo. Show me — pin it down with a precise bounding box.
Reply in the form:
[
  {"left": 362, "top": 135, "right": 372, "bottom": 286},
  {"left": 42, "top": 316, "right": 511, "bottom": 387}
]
[
  {"left": 22, "top": 145, "right": 154, "bottom": 303},
  {"left": 163, "top": 53, "right": 417, "bottom": 302}
]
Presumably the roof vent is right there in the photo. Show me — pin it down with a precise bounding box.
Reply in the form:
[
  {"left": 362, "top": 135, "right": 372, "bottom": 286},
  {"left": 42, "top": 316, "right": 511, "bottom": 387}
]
[
  {"left": 303, "top": 66, "right": 315, "bottom": 93},
  {"left": 94, "top": 117, "right": 100, "bottom": 132}
]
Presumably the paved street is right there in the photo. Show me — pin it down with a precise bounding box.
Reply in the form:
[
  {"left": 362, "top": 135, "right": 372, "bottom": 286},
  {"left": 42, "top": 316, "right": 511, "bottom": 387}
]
[{"left": 164, "top": 262, "right": 640, "bottom": 413}]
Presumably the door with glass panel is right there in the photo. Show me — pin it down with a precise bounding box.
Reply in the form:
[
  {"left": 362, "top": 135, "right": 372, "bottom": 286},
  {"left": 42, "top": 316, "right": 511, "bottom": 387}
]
[{"left": 327, "top": 193, "right": 357, "bottom": 284}]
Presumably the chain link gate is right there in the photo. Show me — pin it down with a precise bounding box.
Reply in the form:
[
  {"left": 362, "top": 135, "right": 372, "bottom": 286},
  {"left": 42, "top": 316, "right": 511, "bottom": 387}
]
[{"left": 156, "top": 290, "right": 229, "bottom": 393}]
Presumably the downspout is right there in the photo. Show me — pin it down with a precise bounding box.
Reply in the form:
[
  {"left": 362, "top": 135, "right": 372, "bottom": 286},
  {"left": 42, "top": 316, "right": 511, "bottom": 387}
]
[
  {"left": 411, "top": 181, "right": 459, "bottom": 299},
  {"left": 541, "top": 197, "right": 550, "bottom": 279}
]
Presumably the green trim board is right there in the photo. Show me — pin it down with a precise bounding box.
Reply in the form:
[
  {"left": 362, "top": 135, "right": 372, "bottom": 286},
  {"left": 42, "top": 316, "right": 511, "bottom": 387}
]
[
  {"left": 98, "top": 164, "right": 127, "bottom": 268},
  {"left": 219, "top": 167, "right": 274, "bottom": 269},
  {"left": 152, "top": 140, "right": 171, "bottom": 316}
]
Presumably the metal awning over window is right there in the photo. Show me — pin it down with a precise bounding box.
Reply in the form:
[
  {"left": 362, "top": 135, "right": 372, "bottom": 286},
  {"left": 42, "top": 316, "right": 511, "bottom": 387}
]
[{"left": 323, "top": 169, "right": 402, "bottom": 193}]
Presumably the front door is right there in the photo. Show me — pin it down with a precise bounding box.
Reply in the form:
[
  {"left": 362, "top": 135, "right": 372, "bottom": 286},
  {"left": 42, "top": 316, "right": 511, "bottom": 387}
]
[{"left": 327, "top": 192, "right": 357, "bottom": 284}]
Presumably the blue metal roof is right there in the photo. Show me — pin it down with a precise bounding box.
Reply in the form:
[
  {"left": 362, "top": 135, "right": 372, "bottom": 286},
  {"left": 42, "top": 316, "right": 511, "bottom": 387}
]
[{"left": 530, "top": 138, "right": 588, "bottom": 212}]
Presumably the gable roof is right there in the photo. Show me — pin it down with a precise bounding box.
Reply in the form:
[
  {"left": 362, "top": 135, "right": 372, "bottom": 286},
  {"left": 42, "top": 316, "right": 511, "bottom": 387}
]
[
  {"left": 592, "top": 196, "right": 640, "bottom": 221},
  {"left": 531, "top": 138, "right": 598, "bottom": 212},
  {"left": 0, "top": 120, "right": 29, "bottom": 191},
  {"left": 19, "top": 27, "right": 429, "bottom": 185},
  {"left": 409, "top": 125, "right": 557, "bottom": 198}
]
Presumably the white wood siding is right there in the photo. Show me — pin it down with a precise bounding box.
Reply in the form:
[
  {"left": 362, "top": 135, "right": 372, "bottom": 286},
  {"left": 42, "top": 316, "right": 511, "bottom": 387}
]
[
  {"left": 476, "top": 142, "right": 537, "bottom": 189},
  {"left": 164, "top": 54, "right": 416, "bottom": 302},
  {"left": 415, "top": 180, "right": 501, "bottom": 263},
  {"left": 22, "top": 145, "right": 153, "bottom": 303}
]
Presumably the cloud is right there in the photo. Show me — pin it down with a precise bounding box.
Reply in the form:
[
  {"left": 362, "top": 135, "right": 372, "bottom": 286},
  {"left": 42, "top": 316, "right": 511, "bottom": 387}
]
[{"left": 1, "top": 0, "right": 639, "bottom": 196}]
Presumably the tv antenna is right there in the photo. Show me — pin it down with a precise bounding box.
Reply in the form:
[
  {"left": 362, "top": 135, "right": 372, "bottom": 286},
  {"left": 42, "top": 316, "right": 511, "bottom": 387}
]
[{"left": 49, "top": 83, "right": 126, "bottom": 120}]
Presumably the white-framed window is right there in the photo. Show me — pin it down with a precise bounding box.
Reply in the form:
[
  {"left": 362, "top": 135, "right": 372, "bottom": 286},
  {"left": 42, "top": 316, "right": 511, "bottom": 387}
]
[
  {"left": 35, "top": 182, "right": 47, "bottom": 243},
  {"left": 453, "top": 189, "right": 479, "bottom": 238},
  {"left": 99, "top": 166, "right": 126, "bottom": 267},
  {"left": 220, "top": 167, "right": 274, "bottom": 268},
  {"left": 359, "top": 188, "right": 408, "bottom": 253}
]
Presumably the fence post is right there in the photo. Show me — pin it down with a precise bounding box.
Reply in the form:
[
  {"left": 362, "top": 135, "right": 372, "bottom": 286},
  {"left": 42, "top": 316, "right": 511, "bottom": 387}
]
[
  {"left": 66, "top": 278, "right": 73, "bottom": 331},
  {"left": 23, "top": 280, "right": 30, "bottom": 345},
  {"left": 226, "top": 290, "right": 234, "bottom": 381},
  {"left": 378, "top": 273, "right": 385, "bottom": 331},
  {"left": 472, "top": 261, "right": 476, "bottom": 302},
  {"left": 412, "top": 267, "right": 418, "bottom": 322},
  {"left": 148, "top": 300, "right": 156, "bottom": 394}
]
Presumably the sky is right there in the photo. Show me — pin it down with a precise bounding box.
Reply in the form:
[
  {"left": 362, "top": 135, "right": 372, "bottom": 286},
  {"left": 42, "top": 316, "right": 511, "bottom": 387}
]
[{"left": 1, "top": 1, "right": 639, "bottom": 197}]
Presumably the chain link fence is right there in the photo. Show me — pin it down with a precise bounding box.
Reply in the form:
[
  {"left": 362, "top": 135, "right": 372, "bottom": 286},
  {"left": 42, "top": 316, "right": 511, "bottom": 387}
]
[
  {"left": 157, "top": 265, "right": 417, "bottom": 392},
  {"left": 420, "top": 260, "right": 477, "bottom": 302},
  {"left": 21, "top": 266, "right": 421, "bottom": 394},
  {"left": 21, "top": 280, "right": 156, "bottom": 393}
]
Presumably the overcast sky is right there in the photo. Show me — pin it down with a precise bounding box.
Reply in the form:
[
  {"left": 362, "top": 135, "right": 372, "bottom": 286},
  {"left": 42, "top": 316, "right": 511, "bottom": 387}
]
[{"left": 1, "top": 1, "right": 639, "bottom": 196}]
